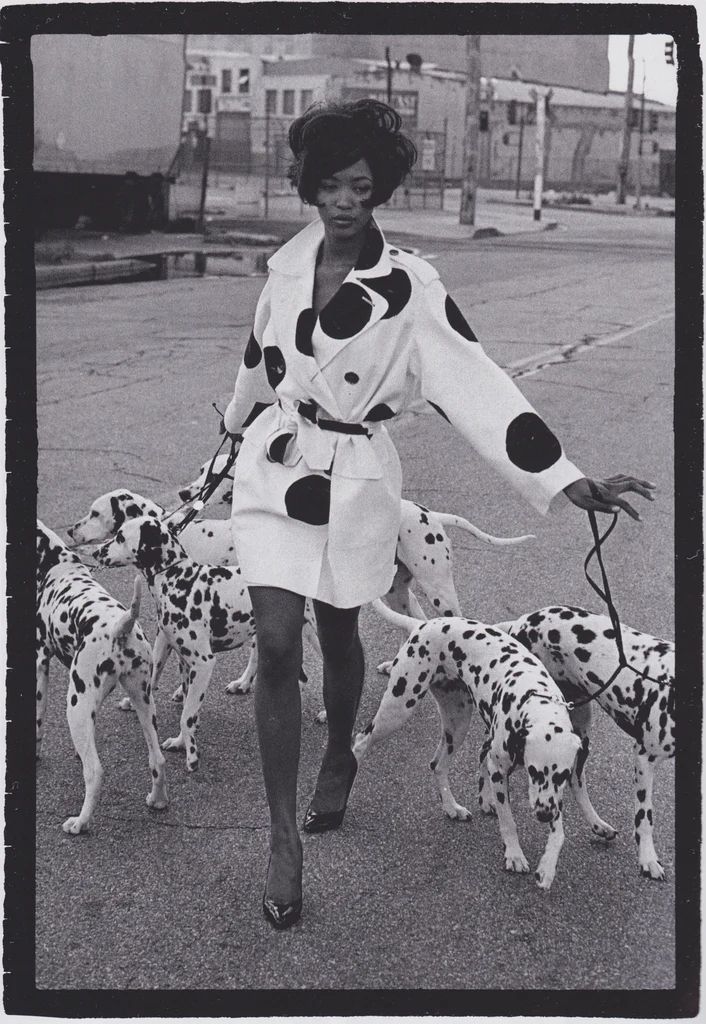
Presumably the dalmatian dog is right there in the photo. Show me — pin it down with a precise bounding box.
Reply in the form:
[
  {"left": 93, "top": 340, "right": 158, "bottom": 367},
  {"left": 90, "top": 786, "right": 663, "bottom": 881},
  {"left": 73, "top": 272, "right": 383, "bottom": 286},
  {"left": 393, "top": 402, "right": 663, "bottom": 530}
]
[
  {"left": 354, "top": 601, "right": 582, "bottom": 890},
  {"left": 93, "top": 516, "right": 319, "bottom": 770},
  {"left": 68, "top": 489, "right": 250, "bottom": 699},
  {"left": 36, "top": 520, "right": 168, "bottom": 833},
  {"left": 180, "top": 453, "right": 534, "bottom": 664},
  {"left": 495, "top": 606, "right": 675, "bottom": 880}
]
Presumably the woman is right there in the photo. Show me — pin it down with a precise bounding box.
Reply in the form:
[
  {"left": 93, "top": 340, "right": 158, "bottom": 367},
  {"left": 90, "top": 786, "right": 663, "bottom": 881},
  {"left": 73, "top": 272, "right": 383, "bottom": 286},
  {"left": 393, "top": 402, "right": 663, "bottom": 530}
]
[{"left": 223, "top": 100, "right": 654, "bottom": 929}]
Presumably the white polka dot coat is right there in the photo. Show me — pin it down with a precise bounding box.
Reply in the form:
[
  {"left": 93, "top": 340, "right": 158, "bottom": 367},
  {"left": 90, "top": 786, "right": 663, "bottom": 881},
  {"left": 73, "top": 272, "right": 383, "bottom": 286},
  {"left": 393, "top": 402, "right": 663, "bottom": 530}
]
[{"left": 225, "top": 219, "right": 583, "bottom": 608}]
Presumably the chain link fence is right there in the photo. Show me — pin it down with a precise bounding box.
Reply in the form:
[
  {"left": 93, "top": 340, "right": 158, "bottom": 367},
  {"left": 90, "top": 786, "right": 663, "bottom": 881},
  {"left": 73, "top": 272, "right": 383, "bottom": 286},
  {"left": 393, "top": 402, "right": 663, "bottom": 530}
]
[{"left": 169, "top": 118, "right": 448, "bottom": 224}]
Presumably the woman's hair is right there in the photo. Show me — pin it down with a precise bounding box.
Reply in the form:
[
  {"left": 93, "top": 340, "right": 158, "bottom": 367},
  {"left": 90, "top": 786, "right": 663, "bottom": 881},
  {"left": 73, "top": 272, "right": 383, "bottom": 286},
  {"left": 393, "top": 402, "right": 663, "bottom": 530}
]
[{"left": 287, "top": 98, "right": 417, "bottom": 207}]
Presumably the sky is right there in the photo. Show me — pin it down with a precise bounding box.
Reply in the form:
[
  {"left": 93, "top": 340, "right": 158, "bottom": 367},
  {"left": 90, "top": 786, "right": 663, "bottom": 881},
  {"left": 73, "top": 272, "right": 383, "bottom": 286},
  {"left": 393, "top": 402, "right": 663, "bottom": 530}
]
[{"left": 608, "top": 34, "right": 678, "bottom": 106}]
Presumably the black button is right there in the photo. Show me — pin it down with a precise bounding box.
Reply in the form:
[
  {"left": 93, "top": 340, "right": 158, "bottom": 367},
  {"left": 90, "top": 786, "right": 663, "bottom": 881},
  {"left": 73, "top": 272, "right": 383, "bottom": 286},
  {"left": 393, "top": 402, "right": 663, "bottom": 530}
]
[{"left": 344, "top": 371, "right": 359, "bottom": 384}]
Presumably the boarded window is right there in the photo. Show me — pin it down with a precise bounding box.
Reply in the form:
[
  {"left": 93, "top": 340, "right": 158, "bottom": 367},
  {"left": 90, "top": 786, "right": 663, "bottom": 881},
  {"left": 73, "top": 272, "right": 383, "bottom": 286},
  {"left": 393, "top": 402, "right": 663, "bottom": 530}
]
[
  {"left": 222, "top": 69, "right": 232, "bottom": 94},
  {"left": 300, "top": 89, "right": 313, "bottom": 113},
  {"left": 197, "top": 89, "right": 212, "bottom": 115},
  {"left": 265, "top": 90, "right": 277, "bottom": 115},
  {"left": 283, "top": 90, "right": 295, "bottom": 115}
]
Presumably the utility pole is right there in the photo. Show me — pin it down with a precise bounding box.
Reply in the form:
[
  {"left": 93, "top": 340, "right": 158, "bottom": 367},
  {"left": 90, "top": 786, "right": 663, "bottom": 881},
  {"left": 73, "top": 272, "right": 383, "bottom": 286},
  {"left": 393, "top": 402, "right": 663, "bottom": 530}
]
[
  {"left": 459, "top": 34, "right": 481, "bottom": 225},
  {"left": 530, "top": 87, "right": 551, "bottom": 221},
  {"left": 385, "top": 46, "right": 393, "bottom": 105},
  {"left": 617, "top": 34, "right": 635, "bottom": 205},
  {"left": 634, "top": 60, "right": 646, "bottom": 210}
]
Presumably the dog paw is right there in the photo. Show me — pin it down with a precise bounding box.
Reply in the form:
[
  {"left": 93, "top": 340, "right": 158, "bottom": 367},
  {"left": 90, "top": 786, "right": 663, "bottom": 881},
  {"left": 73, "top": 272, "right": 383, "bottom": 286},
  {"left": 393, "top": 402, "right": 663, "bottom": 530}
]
[
  {"left": 591, "top": 820, "right": 618, "bottom": 841},
  {"left": 314, "top": 709, "right": 327, "bottom": 725},
  {"left": 443, "top": 802, "right": 472, "bottom": 822},
  {"left": 186, "top": 758, "right": 200, "bottom": 773},
  {"left": 118, "top": 696, "right": 134, "bottom": 712},
  {"left": 62, "top": 816, "right": 89, "bottom": 835},
  {"left": 640, "top": 858, "right": 666, "bottom": 881},
  {"left": 146, "top": 791, "right": 169, "bottom": 810},
  {"left": 376, "top": 659, "right": 393, "bottom": 675},
  {"left": 534, "top": 866, "right": 555, "bottom": 890},
  {"left": 225, "top": 677, "right": 253, "bottom": 695},
  {"left": 478, "top": 797, "right": 497, "bottom": 817},
  {"left": 504, "top": 851, "right": 530, "bottom": 873},
  {"left": 161, "top": 735, "right": 185, "bottom": 752}
]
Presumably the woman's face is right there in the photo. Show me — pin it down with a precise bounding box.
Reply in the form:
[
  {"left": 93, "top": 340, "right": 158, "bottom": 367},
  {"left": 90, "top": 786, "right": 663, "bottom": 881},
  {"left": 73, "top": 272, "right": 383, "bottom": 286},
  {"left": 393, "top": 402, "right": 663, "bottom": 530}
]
[{"left": 315, "top": 157, "right": 375, "bottom": 243}]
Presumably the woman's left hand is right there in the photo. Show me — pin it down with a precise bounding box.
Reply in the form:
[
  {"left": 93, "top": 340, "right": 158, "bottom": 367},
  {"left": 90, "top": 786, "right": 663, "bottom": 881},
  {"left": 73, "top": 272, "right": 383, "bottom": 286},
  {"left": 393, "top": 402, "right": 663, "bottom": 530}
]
[{"left": 563, "top": 475, "right": 657, "bottom": 521}]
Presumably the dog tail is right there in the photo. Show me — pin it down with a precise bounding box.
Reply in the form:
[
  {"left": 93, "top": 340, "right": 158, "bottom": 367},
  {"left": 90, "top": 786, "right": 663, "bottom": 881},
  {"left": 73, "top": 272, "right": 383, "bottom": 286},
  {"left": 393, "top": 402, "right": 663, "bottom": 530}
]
[
  {"left": 371, "top": 598, "right": 424, "bottom": 634},
  {"left": 494, "top": 619, "right": 517, "bottom": 634},
  {"left": 112, "top": 575, "right": 142, "bottom": 641},
  {"left": 431, "top": 512, "right": 535, "bottom": 546}
]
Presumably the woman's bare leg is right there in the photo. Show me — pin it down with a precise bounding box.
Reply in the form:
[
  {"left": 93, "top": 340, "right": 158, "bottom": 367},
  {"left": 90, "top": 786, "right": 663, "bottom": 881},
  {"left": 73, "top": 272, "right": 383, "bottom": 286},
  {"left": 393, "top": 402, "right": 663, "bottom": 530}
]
[
  {"left": 308, "top": 601, "right": 363, "bottom": 814},
  {"left": 249, "top": 586, "right": 306, "bottom": 904}
]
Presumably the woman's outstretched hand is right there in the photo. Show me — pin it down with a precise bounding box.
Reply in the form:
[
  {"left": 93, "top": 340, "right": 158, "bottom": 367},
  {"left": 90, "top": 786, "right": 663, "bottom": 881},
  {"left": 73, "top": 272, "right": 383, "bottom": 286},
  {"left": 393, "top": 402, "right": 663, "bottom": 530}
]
[{"left": 563, "top": 475, "right": 657, "bottom": 521}]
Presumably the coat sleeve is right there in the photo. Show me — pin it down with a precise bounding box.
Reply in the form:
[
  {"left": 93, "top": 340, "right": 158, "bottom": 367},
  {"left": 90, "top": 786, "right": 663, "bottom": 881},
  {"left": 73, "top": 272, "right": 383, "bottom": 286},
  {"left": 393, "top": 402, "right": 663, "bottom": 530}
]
[
  {"left": 413, "top": 277, "right": 584, "bottom": 515},
  {"left": 224, "top": 275, "right": 277, "bottom": 434}
]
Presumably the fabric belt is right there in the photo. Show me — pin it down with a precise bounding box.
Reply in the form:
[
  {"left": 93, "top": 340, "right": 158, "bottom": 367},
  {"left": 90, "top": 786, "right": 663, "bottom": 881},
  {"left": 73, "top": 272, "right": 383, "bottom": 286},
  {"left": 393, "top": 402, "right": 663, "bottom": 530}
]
[{"left": 297, "top": 401, "right": 371, "bottom": 437}]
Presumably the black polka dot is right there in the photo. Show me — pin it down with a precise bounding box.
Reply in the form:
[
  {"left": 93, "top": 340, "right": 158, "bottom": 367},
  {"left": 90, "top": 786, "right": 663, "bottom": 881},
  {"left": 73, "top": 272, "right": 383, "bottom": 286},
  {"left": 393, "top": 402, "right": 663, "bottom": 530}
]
[
  {"left": 267, "top": 432, "right": 293, "bottom": 464},
  {"left": 505, "top": 412, "right": 562, "bottom": 473},
  {"left": 243, "top": 330, "right": 262, "bottom": 368},
  {"left": 284, "top": 475, "right": 331, "bottom": 525},
  {"left": 363, "top": 269, "right": 412, "bottom": 319},
  {"left": 344, "top": 371, "right": 359, "bottom": 384},
  {"left": 355, "top": 226, "right": 384, "bottom": 270},
  {"left": 263, "top": 346, "right": 286, "bottom": 389},
  {"left": 445, "top": 295, "right": 479, "bottom": 342},
  {"left": 242, "top": 401, "right": 273, "bottom": 429},
  {"left": 319, "top": 283, "right": 373, "bottom": 339},
  {"left": 295, "top": 308, "right": 316, "bottom": 357},
  {"left": 427, "top": 400, "right": 451, "bottom": 423},
  {"left": 364, "top": 403, "right": 395, "bottom": 422}
]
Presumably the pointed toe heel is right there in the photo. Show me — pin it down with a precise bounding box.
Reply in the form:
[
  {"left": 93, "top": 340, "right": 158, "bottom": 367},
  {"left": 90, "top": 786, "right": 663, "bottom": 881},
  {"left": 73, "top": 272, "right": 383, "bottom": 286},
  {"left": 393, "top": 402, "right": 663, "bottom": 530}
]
[{"left": 302, "top": 755, "right": 358, "bottom": 834}]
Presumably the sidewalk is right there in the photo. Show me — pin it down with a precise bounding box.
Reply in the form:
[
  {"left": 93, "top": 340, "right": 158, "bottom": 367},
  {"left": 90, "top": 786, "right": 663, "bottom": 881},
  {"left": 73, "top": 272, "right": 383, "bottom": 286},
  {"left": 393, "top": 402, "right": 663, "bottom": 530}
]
[{"left": 35, "top": 191, "right": 560, "bottom": 290}]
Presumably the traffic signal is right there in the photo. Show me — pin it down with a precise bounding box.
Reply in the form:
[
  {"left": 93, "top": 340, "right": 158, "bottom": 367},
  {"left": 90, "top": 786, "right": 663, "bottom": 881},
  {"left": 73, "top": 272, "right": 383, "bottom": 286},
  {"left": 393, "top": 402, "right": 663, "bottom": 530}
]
[{"left": 664, "top": 39, "right": 675, "bottom": 65}]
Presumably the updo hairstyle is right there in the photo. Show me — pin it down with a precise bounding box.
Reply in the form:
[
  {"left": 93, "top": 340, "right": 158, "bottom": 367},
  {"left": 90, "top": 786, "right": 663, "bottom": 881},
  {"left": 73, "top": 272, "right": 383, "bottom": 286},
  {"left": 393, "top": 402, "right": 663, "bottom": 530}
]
[{"left": 287, "top": 98, "right": 417, "bottom": 207}]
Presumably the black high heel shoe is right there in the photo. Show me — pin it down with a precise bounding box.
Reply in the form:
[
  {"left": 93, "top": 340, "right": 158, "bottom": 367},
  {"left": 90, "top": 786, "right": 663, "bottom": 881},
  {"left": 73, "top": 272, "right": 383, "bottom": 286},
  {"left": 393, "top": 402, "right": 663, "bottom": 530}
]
[
  {"left": 262, "top": 852, "right": 302, "bottom": 930},
  {"left": 302, "top": 753, "right": 358, "bottom": 834}
]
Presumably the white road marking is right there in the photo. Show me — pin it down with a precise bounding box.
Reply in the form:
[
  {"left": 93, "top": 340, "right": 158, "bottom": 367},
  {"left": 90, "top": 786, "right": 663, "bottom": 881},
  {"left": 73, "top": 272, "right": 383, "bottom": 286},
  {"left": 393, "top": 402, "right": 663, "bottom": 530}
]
[{"left": 506, "top": 308, "right": 674, "bottom": 379}]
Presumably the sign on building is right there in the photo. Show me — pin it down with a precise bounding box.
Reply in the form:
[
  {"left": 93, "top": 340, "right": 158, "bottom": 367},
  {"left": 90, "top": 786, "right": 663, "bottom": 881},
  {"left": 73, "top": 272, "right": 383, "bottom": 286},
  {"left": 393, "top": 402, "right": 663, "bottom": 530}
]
[{"left": 342, "top": 88, "right": 418, "bottom": 126}]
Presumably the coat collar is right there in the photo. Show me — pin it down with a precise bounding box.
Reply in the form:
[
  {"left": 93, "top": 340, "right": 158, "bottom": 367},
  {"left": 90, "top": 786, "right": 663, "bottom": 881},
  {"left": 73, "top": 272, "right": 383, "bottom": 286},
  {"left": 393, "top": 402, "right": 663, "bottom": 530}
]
[{"left": 267, "top": 218, "right": 392, "bottom": 281}]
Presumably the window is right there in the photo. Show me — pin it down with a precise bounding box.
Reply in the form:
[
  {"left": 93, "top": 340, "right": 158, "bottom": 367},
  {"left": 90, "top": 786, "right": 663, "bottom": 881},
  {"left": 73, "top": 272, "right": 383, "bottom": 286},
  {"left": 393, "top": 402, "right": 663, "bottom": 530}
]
[
  {"left": 265, "top": 89, "right": 277, "bottom": 114},
  {"left": 479, "top": 110, "right": 488, "bottom": 132},
  {"left": 300, "top": 89, "right": 313, "bottom": 113},
  {"left": 197, "top": 89, "right": 212, "bottom": 115},
  {"left": 649, "top": 111, "right": 659, "bottom": 132},
  {"left": 221, "top": 69, "right": 232, "bottom": 93},
  {"left": 191, "top": 74, "right": 217, "bottom": 87},
  {"left": 282, "top": 89, "right": 295, "bottom": 115},
  {"left": 630, "top": 108, "right": 640, "bottom": 129},
  {"left": 507, "top": 100, "right": 517, "bottom": 125},
  {"left": 238, "top": 68, "right": 250, "bottom": 94},
  {"left": 183, "top": 89, "right": 192, "bottom": 113}
]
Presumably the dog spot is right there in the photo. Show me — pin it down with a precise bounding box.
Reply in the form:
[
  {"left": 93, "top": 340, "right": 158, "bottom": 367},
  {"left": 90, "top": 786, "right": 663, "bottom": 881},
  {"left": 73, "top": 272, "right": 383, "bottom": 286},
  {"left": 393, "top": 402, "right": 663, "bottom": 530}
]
[
  {"left": 319, "top": 283, "right": 373, "bottom": 339},
  {"left": 295, "top": 308, "right": 316, "bottom": 357},
  {"left": 344, "top": 371, "right": 359, "bottom": 384},
  {"left": 392, "top": 676, "right": 407, "bottom": 697},
  {"left": 284, "top": 475, "right": 331, "bottom": 525},
  {"left": 243, "top": 330, "right": 262, "bottom": 368},
  {"left": 572, "top": 624, "right": 597, "bottom": 645},
  {"left": 363, "top": 268, "right": 412, "bottom": 319},
  {"left": 505, "top": 412, "right": 562, "bottom": 473},
  {"left": 574, "top": 648, "right": 591, "bottom": 663},
  {"left": 264, "top": 346, "right": 287, "bottom": 389},
  {"left": 445, "top": 294, "right": 478, "bottom": 342}
]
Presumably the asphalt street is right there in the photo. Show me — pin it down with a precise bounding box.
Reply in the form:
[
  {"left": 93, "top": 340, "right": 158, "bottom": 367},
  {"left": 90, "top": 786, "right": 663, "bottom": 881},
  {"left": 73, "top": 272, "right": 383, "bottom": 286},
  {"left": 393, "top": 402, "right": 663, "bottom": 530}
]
[{"left": 35, "top": 209, "right": 676, "bottom": 997}]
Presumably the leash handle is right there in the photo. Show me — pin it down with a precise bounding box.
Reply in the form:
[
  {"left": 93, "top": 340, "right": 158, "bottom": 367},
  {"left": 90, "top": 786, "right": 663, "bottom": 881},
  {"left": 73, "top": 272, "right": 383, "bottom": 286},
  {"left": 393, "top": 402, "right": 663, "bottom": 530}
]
[{"left": 163, "top": 432, "right": 241, "bottom": 536}]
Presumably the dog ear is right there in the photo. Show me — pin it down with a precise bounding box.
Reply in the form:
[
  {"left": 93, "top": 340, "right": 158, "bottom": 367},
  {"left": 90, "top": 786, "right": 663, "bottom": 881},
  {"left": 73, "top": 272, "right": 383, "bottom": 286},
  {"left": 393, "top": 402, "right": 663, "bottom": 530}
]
[
  {"left": 507, "top": 723, "right": 528, "bottom": 766},
  {"left": 109, "top": 496, "right": 126, "bottom": 531},
  {"left": 36, "top": 521, "right": 62, "bottom": 575},
  {"left": 136, "top": 519, "right": 164, "bottom": 570}
]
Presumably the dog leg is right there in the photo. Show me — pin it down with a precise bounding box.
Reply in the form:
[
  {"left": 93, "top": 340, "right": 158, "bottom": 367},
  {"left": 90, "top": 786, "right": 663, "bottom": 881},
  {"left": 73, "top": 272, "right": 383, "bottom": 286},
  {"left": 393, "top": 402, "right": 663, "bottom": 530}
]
[
  {"left": 477, "top": 739, "right": 496, "bottom": 816},
  {"left": 535, "top": 813, "right": 565, "bottom": 890},
  {"left": 119, "top": 661, "right": 169, "bottom": 811},
  {"left": 377, "top": 563, "right": 417, "bottom": 675},
  {"left": 36, "top": 645, "right": 51, "bottom": 759},
  {"left": 162, "top": 656, "right": 214, "bottom": 772},
  {"left": 225, "top": 639, "right": 258, "bottom": 695},
  {"left": 353, "top": 654, "right": 429, "bottom": 761},
  {"left": 63, "top": 656, "right": 105, "bottom": 834},
  {"left": 568, "top": 703, "right": 618, "bottom": 841},
  {"left": 428, "top": 679, "right": 473, "bottom": 820},
  {"left": 634, "top": 747, "right": 665, "bottom": 880},
  {"left": 486, "top": 752, "right": 529, "bottom": 873}
]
